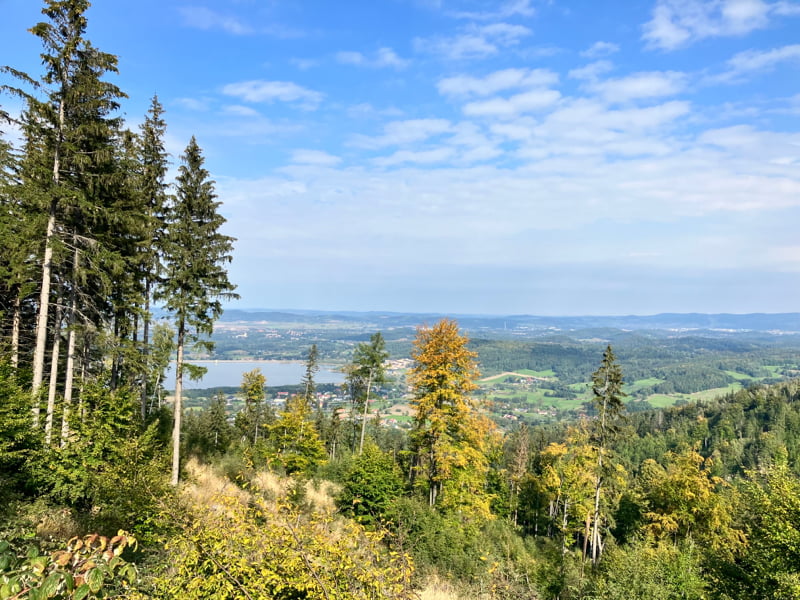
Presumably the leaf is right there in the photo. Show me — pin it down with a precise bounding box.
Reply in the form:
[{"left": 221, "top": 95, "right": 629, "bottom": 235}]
[
  {"left": 31, "top": 555, "right": 49, "bottom": 575},
  {"left": 87, "top": 567, "right": 104, "bottom": 593},
  {"left": 40, "top": 572, "right": 62, "bottom": 598},
  {"left": 72, "top": 583, "right": 90, "bottom": 600}
]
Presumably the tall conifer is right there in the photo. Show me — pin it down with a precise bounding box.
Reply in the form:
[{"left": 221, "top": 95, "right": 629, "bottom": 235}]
[
  {"left": 158, "top": 136, "right": 237, "bottom": 485},
  {"left": 24, "top": 0, "right": 125, "bottom": 424}
]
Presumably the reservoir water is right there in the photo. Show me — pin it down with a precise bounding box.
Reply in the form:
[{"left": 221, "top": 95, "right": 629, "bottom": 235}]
[{"left": 164, "top": 360, "right": 345, "bottom": 391}]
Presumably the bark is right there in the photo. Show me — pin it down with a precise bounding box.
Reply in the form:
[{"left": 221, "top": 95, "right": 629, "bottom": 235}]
[
  {"left": 31, "top": 202, "right": 57, "bottom": 425},
  {"left": 141, "top": 283, "right": 150, "bottom": 419},
  {"left": 44, "top": 303, "right": 63, "bottom": 445},
  {"left": 358, "top": 370, "right": 373, "bottom": 455},
  {"left": 32, "top": 95, "right": 65, "bottom": 423},
  {"left": 61, "top": 281, "right": 78, "bottom": 448},
  {"left": 171, "top": 320, "right": 185, "bottom": 486},
  {"left": 10, "top": 292, "right": 20, "bottom": 369},
  {"left": 591, "top": 391, "right": 609, "bottom": 566}
]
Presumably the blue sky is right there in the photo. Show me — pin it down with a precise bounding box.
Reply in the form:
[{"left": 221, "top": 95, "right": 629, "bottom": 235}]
[{"left": 2, "top": 0, "right": 800, "bottom": 315}]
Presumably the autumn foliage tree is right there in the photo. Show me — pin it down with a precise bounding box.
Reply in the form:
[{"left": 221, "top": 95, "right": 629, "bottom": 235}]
[{"left": 409, "top": 319, "right": 498, "bottom": 519}]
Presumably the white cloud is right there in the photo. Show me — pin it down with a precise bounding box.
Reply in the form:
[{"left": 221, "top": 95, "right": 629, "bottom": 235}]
[
  {"left": 178, "top": 6, "right": 304, "bottom": 38},
  {"left": 723, "top": 43, "right": 800, "bottom": 78},
  {"left": 346, "top": 103, "right": 405, "bottom": 119},
  {"left": 179, "top": 6, "right": 254, "bottom": 35},
  {"left": 438, "top": 68, "right": 559, "bottom": 97},
  {"left": 221, "top": 80, "right": 324, "bottom": 109},
  {"left": 642, "top": 0, "right": 796, "bottom": 50},
  {"left": 290, "top": 149, "right": 342, "bottom": 166},
  {"left": 351, "top": 119, "right": 452, "bottom": 148},
  {"left": 222, "top": 105, "right": 261, "bottom": 117},
  {"left": 568, "top": 60, "right": 614, "bottom": 81},
  {"left": 335, "top": 47, "right": 410, "bottom": 69},
  {"left": 173, "top": 97, "right": 211, "bottom": 111},
  {"left": 336, "top": 51, "right": 365, "bottom": 65},
  {"left": 290, "top": 58, "right": 319, "bottom": 70},
  {"left": 581, "top": 41, "right": 620, "bottom": 57},
  {"left": 373, "top": 147, "right": 455, "bottom": 166},
  {"left": 774, "top": 1, "right": 800, "bottom": 15},
  {"left": 463, "top": 89, "right": 562, "bottom": 117},
  {"left": 449, "top": 0, "right": 536, "bottom": 20},
  {"left": 588, "top": 71, "right": 687, "bottom": 103},
  {"left": 414, "top": 22, "right": 532, "bottom": 60}
]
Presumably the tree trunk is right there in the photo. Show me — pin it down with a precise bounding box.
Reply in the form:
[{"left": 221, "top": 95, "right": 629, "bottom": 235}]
[
  {"left": 171, "top": 320, "right": 185, "bottom": 486},
  {"left": 33, "top": 94, "right": 65, "bottom": 424},
  {"left": 44, "top": 303, "right": 63, "bottom": 446},
  {"left": 141, "top": 283, "right": 151, "bottom": 420},
  {"left": 61, "top": 284, "right": 79, "bottom": 448},
  {"left": 11, "top": 291, "right": 20, "bottom": 370},
  {"left": 591, "top": 467, "right": 603, "bottom": 566},
  {"left": 358, "top": 370, "right": 373, "bottom": 455},
  {"left": 31, "top": 201, "right": 57, "bottom": 425}
]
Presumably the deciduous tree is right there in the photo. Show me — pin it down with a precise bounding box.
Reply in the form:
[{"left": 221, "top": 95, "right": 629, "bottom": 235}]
[{"left": 409, "top": 319, "right": 497, "bottom": 519}]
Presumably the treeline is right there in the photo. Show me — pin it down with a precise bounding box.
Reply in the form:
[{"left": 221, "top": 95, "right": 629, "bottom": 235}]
[{"left": 0, "top": 0, "right": 235, "bottom": 488}]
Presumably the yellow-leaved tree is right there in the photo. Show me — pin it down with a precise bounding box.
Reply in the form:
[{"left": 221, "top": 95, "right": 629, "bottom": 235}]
[{"left": 409, "top": 319, "right": 498, "bottom": 519}]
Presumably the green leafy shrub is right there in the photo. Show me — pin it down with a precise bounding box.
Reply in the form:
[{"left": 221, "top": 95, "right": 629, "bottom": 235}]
[
  {"left": 336, "top": 441, "right": 405, "bottom": 526},
  {"left": 0, "top": 532, "right": 138, "bottom": 599}
]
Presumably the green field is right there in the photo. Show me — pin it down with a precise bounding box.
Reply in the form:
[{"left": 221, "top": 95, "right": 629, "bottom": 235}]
[
  {"left": 643, "top": 394, "right": 682, "bottom": 408},
  {"left": 515, "top": 369, "right": 556, "bottom": 378},
  {"left": 689, "top": 383, "right": 744, "bottom": 402},
  {"left": 625, "top": 377, "right": 665, "bottom": 393}
]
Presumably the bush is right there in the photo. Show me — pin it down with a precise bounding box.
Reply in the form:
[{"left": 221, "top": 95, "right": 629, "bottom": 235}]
[{"left": 336, "top": 442, "right": 405, "bottom": 526}]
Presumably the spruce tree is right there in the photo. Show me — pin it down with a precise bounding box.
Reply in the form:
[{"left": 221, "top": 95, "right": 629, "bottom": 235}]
[
  {"left": 589, "top": 344, "right": 626, "bottom": 565},
  {"left": 345, "top": 332, "right": 388, "bottom": 454},
  {"left": 302, "top": 343, "right": 319, "bottom": 405},
  {"left": 136, "top": 95, "right": 169, "bottom": 418},
  {"left": 158, "top": 136, "right": 237, "bottom": 485},
  {"left": 24, "top": 0, "right": 125, "bottom": 424}
]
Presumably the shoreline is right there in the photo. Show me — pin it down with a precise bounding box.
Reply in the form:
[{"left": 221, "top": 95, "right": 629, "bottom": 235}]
[{"left": 182, "top": 359, "right": 345, "bottom": 366}]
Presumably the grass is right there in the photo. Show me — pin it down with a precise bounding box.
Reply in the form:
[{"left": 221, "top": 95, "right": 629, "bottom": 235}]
[
  {"left": 724, "top": 370, "right": 756, "bottom": 381},
  {"left": 625, "top": 377, "right": 665, "bottom": 393},
  {"left": 644, "top": 394, "right": 683, "bottom": 408},
  {"left": 689, "top": 383, "right": 743, "bottom": 402},
  {"left": 514, "top": 368, "right": 556, "bottom": 377}
]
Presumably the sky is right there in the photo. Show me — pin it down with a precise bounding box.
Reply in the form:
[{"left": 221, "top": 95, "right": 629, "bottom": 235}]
[{"left": 2, "top": 0, "right": 800, "bottom": 316}]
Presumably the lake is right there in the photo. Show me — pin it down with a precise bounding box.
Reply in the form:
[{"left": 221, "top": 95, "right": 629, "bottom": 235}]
[{"left": 164, "top": 360, "right": 345, "bottom": 390}]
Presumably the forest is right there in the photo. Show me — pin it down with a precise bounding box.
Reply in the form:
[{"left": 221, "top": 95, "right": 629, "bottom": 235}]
[{"left": 2, "top": 2, "right": 800, "bottom": 599}]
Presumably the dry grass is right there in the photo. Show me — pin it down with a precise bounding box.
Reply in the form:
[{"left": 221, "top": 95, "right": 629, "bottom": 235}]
[
  {"left": 251, "top": 469, "right": 289, "bottom": 499},
  {"left": 185, "top": 459, "right": 341, "bottom": 518},
  {"left": 183, "top": 458, "right": 249, "bottom": 511},
  {"left": 417, "top": 575, "right": 463, "bottom": 600},
  {"left": 304, "top": 479, "right": 340, "bottom": 514},
  {"left": 34, "top": 507, "right": 81, "bottom": 542}
]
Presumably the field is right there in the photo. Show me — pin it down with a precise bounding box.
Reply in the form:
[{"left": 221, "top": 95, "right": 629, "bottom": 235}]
[{"left": 478, "top": 366, "right": 791, "bottom": 425}]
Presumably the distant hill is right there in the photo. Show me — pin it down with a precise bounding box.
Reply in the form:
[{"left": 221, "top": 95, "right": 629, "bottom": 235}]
[{"left": 219, "top": 309, "right": 800, "bottom": 333}]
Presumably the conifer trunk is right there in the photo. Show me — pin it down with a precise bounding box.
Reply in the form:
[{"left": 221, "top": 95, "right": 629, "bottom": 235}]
[
  {"left": 171, "top": 320, "right": 185, "bottom": 486},
  {"left": 358, "top": 369, "right": 373, "bottom": 455},
  {"left": 32, "top": 201, "right": 57, "bottom": 425},
  {"left": 32, "top": 90, "right": 66, "bottom": 423},
  {"left": 141, "top": 284, "right": 151, "bottom": 419},
  {"left": 61, "top": 279, "right": 79, "bottom": 448},
  {"left": 44, "top": 303, "right": 63, "bottom": 445},
  {"left": 11, "top": 292, "right": 20, "bottom": 370}
]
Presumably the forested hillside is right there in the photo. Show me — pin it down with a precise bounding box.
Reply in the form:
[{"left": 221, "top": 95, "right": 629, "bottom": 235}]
[{"left": 2, "top": 2, "right": 800, "bottom": 599}]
